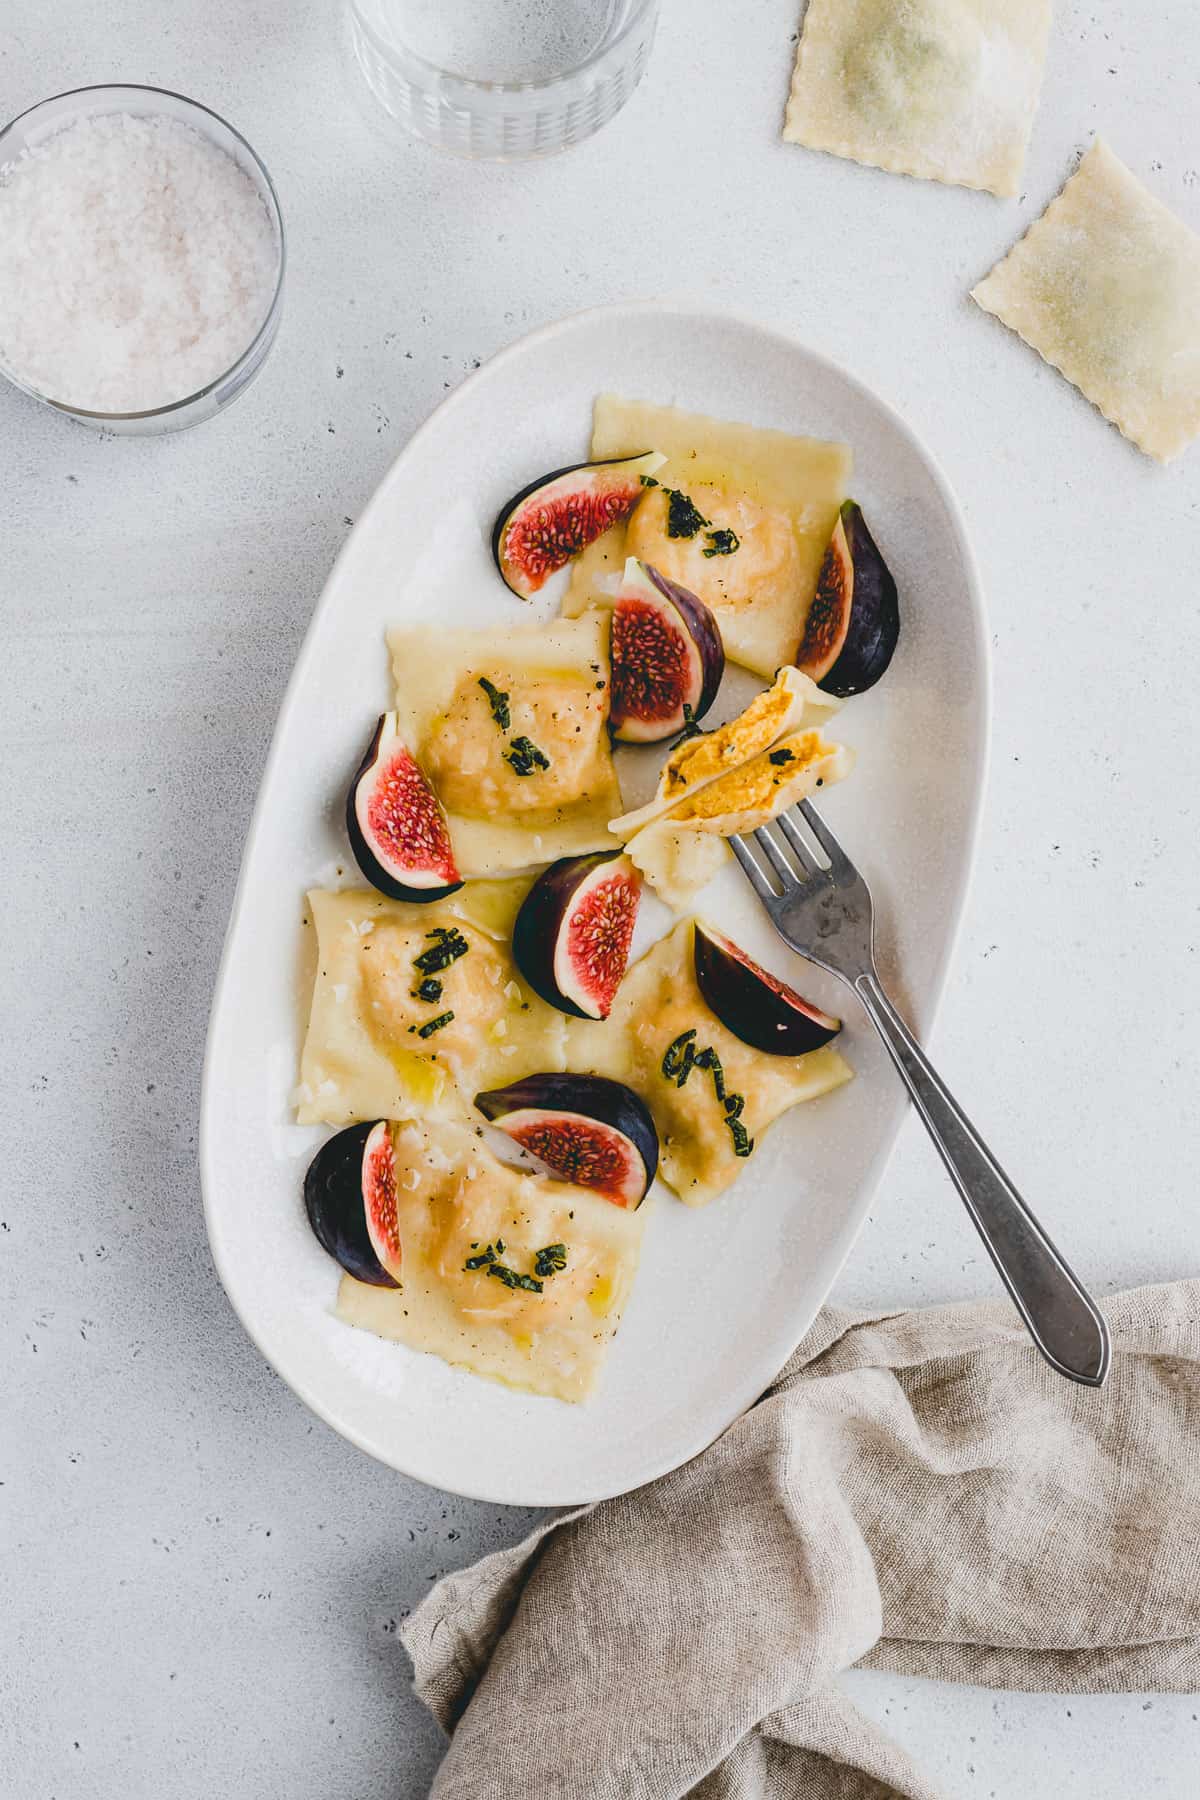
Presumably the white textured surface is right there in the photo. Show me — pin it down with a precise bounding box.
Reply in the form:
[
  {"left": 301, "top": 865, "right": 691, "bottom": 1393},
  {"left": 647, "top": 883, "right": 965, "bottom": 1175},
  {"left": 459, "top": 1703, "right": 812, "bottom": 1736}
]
[{"left": 2, "top": 1, "right": 1197, "bottom": 1795}]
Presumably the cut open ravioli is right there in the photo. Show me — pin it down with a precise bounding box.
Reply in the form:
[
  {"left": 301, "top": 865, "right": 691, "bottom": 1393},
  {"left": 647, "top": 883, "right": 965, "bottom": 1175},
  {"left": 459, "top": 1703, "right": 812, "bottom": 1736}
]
[
  {"left": 783, "top": 0, "right": 1051, "bottom": 198},
  {"left": 625, "top": 726, "right": 855, "bottom": 909},
  {"left": 388, "top": 610, "right": 622, "bottom": 875},
  {"left": 562, "top": 396, "right": 851, "bottom": 679},
  {"left": 972, "top": 139, "right": 1200, "bottom": 463},
  {"left": 335, "top": 1117, "right": 644, "bottom": 1403},
  {"left": 566, "top": 919, "right": 852, "bottom": 1206},
  {"left": 611, "top": 666, "right": 841, "bottom": 839},
  {"left": 297, "top": 883, "right": 566, "bottom": 1126}
]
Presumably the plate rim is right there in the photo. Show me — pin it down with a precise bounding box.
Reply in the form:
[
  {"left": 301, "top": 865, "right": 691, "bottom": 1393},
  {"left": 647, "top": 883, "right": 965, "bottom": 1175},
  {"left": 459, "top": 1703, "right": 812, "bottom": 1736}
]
[{"left": 200, "top": 297, "right": 992, "bottom": 1504}]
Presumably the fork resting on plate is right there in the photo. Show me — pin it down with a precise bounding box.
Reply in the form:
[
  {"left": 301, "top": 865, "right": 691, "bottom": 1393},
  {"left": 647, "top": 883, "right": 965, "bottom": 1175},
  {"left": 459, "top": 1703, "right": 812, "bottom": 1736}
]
[{"left": 731, "top": 801, "right": 1111, "bottom": 1388}]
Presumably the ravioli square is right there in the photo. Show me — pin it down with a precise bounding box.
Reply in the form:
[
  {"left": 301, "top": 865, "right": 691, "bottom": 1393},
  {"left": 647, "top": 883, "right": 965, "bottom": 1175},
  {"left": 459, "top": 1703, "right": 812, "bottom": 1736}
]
[
  {"left": 566, "top": 919, "right": 852, "bottom": 1206},
  {"left": 335, "top": 1118, "right": 645, "bottom": 1403},
  {"left": 972, "top": 140, "right": 1200, "bottom": 462},
  {"left": 783, "top": 0, "right": 1052, "bottom": 198},
  {"left": 297, "top": 883, "right": 567, "bottom": 1126},
  {"left": 562, "top": 396, "right": 851, "bottom": 680},
  {"left": 388, "top": 610, "right": 622, "bottom": 876}
]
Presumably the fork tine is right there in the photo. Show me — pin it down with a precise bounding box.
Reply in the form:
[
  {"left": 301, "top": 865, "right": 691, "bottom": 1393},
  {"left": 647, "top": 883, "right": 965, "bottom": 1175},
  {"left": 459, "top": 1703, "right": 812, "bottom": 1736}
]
[
  {"left": 753, "top": 823, "right": 800, "bottom": 889},
  {"left": 774, "top": 809, "right": 823, "bottom": 875},
  {"left": 797, "top": 800, "right": 853, "bottom": 875},
  {"left": 729, "top": 833, "right": 778, "bottom": 901}
]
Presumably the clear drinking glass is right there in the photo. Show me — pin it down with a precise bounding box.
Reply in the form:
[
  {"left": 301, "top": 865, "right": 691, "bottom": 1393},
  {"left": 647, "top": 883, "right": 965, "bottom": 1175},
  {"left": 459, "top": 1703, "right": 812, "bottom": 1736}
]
[{"left": 346, "top": 0, "right": 659, "bottom": 158}]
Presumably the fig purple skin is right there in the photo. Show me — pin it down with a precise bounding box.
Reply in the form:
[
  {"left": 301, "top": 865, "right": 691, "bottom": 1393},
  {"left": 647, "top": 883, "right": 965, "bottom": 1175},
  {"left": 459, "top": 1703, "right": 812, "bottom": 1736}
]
[
  {"left": 304, "top": 1121, "right": 399, "bottom": 1288},
  {"left": 492, "top": 452, "right": 664, "bottom": 599},
  {"left": 346, "top": 713, "right": 463, "bottom": 904},
  {"left": 693, "top": 922, "right": 841, "bottom": 1057},
  {"left": 796, "top": 501, "right": 899, "bottom": 698},
  {"left": 511, "top": 850, "right": 641, "bottom": 1020},
  {"left": 608, "top": 558, "right": 725, "bottom": 743},
  {"left": 476, "top": 1072, "right": 659, "bottom": 1208}
]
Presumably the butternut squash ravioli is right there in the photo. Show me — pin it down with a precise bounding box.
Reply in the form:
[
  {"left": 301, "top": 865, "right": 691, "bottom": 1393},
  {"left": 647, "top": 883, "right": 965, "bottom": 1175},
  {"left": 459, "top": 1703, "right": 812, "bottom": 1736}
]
[
  {"left": 562, "top": 396, "right": 852, "bottom": 679},
  {"left": 297, "top": 881, "right": 568, "bottom": 1127},
  {"left": 387, "top": 609, "right": 622, "bottom": 877},
  {"left": 336, "top": 1117, "right": 645, "bottom": 1404}
]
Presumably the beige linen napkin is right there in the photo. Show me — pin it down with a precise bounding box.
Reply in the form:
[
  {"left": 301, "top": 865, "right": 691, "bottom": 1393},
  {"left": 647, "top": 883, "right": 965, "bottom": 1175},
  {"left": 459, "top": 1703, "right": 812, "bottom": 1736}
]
[{"left": 404, "top": 1281, "right": 1200, "bottom": 1799}]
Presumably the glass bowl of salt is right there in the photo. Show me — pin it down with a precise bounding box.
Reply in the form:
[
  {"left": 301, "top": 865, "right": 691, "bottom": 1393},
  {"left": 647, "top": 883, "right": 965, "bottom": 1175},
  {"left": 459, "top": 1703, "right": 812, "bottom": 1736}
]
[{"left": 0, "top": 85, "right": 285, "bottom": 434}]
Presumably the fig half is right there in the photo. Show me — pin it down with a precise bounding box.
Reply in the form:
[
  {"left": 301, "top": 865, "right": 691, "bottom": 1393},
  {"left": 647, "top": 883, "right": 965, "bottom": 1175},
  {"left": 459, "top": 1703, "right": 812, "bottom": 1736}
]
[
  {"left": 608, "top": 557, "right": 725, "bottom": 743},
  {"left": 796, "top": 501, "right": 899, "bottom": 698},
  {"left": 304, "top": 1120, "right": 401, "bottom": 1286},
  {"left": 476, "top": 1073, "right": 658, "bottom": 1208},
  {"left": 493, "top": 451, "right": 666, "bottom": 599},
  {"left": 693, "top": 922, "right": 841, "bottom": 1056},
  {"left": 512, "top": 850, "right": 641, "bottom": 1020},
  {"left": 346, "top": 713, "right": 462, "bottom": 903}
]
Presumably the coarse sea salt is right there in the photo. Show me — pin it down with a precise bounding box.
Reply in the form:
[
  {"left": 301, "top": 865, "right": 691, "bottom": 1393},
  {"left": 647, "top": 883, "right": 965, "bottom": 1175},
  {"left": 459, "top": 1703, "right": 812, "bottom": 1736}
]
[{"left": 0, "top": 110, "right": 279, "bottom": 413}]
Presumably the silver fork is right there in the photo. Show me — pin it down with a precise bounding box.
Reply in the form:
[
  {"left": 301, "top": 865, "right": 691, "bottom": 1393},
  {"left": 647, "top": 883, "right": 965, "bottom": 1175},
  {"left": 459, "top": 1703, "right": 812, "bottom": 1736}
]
[{"left": 730, "top": 801, "right": 1111, "bottom": 1388}]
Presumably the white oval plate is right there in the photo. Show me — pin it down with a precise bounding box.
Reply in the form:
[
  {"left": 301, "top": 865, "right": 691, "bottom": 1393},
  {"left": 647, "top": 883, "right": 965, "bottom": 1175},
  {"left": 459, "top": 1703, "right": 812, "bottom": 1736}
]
[{"left": 201, "top": 302, "right": 989, "bottom": 1506}]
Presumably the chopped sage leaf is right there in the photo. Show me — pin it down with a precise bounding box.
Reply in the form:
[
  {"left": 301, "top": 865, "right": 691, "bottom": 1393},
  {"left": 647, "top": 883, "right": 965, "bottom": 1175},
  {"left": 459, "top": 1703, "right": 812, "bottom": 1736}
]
[
  {"left": 640, "top": 474, "right": 659, "bottom": 488},
  {"left": 534, "top": 1243, "right": 568, "bottom": 1278},
  {"left": 414, "top": 928, "right": 469, "bottom": 973},
  {"left": 693, "top": 1045, "right": 727, "bottom": 1103},
  {"left": 662, "top": 1028, "right": 697, "bottom": 1081},
  {"left": 668, "top": 702, "right": 705, "bottom": 750},
  {"left": 487, "top": 1263, "right": 543, "bottom": 1294},
  {"left": 768, "top": 748, "right": 795, "bottom": 767},
  {"left": 727, "top": 1117, "right": 755, "bottom": 1158},
  {"left": 412, "top": 977, "right": 443, "bottom": 1003},
  {"left": 409, "top": 1010, "right": 455, "bottom": 1038},
  {"left": 505, "top": 735, "right": 551, "bottom": 777},
  {"left": 702, "top": 527, "right": 740, "bottom": 558},
  {"left": 463, "top": 1247, "right": 497, "bottom": 1270},
  {"left": 674, "top": 1041, "right": 697, "bottom": 1088},
  {"left": 664, "top": 486, "right": 710, "bottom": 539},
  {"left": 478, "top": 676, "right": 511, "bottom": 730}
]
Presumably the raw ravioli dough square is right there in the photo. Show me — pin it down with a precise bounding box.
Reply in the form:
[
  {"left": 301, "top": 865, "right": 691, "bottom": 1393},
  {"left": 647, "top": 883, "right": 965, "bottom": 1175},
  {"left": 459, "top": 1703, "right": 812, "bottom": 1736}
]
[
  {"left": 389, "top": 610, "right": 621, "bottom": 876},
  {"left": 972, "top": 139, "right": 1200, "bottom": 462},
  {"left": 337, "top": 1118, "right": 644, "bottom": 1403},
  {"left": 566, "top": 919, "right": 852, "bottom": 1207},
  {"left": 297, "top": 883, "right": 567, "bottom": 1126},
  {"left": 783, "top": 0, "right": 1052, "bottom": 199},
  {"left": 563, "top": 396, "right": 851, "bottom": 680}
]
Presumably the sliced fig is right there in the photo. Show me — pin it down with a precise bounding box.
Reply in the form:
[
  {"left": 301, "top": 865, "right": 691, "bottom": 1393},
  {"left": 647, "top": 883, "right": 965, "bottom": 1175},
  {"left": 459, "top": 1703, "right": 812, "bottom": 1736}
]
[
  {"left": 304, "top": 1120, "right": 401, "bottom": 1287},
  {"left": 475, "top": 1073, "right": 658, "bottom": 1208},
  {"left": 797, "top": 501, "right": 899, "bottom": 698},
  {"left": 512, "top": 850, "right": 641, "bottom": 1020},
  {"left": 492, "top": 451, "right": 666, "bottom": 599},
  {"left": 693, "top": 921, "right": 841, "bottom": 1057},
  {"left": 608, "top": 556, "right": 725, "bottom": 743},
  {"left": 346, "top": 713, "right": 462, "bottom": 903}
]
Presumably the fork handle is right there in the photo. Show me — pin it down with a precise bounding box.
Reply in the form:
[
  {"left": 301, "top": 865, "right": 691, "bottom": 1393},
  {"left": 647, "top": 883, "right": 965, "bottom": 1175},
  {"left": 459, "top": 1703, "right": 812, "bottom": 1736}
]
[{"left": 854, "top": 971, "right": 1111, "bottom": 1387}]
